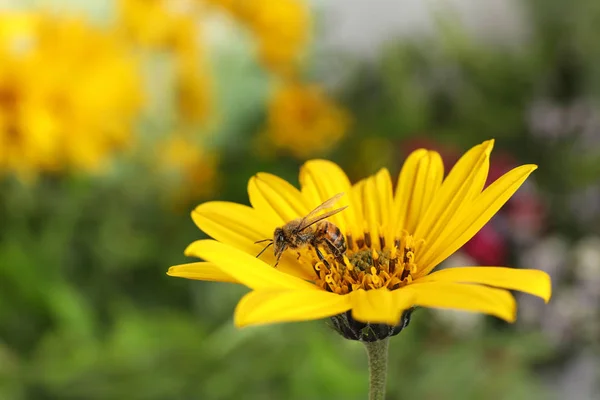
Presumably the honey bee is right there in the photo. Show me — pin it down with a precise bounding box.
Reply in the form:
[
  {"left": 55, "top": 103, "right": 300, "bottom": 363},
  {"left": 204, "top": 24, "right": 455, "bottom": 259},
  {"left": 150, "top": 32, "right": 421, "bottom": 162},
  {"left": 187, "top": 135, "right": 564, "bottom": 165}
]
[{"left": 255, "top": 193, "right": 348, "bottom": 267}]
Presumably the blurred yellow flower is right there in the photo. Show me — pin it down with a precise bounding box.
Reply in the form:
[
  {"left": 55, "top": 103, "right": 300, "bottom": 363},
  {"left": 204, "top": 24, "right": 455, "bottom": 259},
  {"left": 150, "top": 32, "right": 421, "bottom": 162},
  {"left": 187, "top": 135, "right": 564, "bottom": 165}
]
[
  {"left": 206, "top": 0, "right": 310, "bottom": 76},
  {"left": 246, "top": 0, "right": 310, "bottom": 75},
  {"left": 174, "top": 38, "right": 213, "bottom": 125},
  {"left": 169, "top": 141, "right": 551, "bottom": 341},
  {"left": 118, "top": 0, "right": 212, "bottom": 125},
  {"left": 118, "top": 0, "right": 192, "bottom": 49},
  {"left": 263, "top": 81, "right": 350, "bottom": 158},
  {"left": 0, "top": 13, "right": 142, "bottom": 179},
  {"left": 158, "top": 135, "right": 218, "bottom": 202}
]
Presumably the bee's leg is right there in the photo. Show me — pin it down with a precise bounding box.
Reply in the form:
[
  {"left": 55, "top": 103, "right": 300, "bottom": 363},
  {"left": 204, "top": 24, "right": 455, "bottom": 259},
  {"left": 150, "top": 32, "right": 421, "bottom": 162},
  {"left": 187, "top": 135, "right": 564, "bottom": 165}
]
[
  {"left": 274, "top": 254, "right": 281, "bottom": 268},
  {"left": 324, "top": 239, "right": 345, "bottom": 262},
  {"left": 315, "top": 247, "right": 330, "bottom": 268},
  {"left": 324, "top": 239, "right": 339, "bottom": 255},
  {"left": 296, "top": 252, "right": 302, "bottom": 260},
  {"left": 315, "top": 247, "right": 325, "bottom": 261}
]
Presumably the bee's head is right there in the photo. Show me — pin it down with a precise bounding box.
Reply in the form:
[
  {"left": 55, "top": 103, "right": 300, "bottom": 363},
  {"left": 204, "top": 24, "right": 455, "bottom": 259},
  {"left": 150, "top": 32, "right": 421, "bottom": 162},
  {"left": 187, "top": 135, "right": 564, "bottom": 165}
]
[{"left": 273, "top": 227, "right": 287, "bottom": 257}]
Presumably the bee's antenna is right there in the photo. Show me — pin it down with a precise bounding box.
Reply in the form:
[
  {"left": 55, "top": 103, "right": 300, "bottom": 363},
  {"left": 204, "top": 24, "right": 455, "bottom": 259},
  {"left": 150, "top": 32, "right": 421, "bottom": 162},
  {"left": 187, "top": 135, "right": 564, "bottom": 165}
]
[
  {"left": 254, "top": 239, "right": 273, "bottom": 244},
  {"left": 255, "top": 242, "right": 273, "bottom": 258}
]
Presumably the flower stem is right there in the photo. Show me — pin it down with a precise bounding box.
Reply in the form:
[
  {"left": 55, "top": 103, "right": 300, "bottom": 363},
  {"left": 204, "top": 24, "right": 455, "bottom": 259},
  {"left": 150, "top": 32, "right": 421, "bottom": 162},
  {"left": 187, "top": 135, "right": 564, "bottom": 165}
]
[{"left": 364, "top": 337, "right": 389, "bottom": 400}]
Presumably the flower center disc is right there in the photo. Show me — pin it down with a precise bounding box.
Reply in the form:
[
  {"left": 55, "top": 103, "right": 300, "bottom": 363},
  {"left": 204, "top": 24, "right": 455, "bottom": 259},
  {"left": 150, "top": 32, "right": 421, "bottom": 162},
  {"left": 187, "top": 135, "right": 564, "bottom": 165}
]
[{"left": 303, "top": 232, "right": 419, "bottom": 294}]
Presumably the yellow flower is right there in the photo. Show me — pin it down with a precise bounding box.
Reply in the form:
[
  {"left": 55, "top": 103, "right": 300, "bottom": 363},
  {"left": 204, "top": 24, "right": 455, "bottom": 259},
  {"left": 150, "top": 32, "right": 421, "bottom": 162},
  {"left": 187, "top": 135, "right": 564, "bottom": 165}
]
[
  {"left": 117, "top": 0, "right": 191, "bottom": 49},
  {"left": 247, "top": 0, "right": 310, "bottom": 75},
  {"left": 174, "top": 47, "right": 213, "bottom": 125},
  {"left": 262, "top": 81, "right": 350, "bottom": 158},
  {"left": 0, "top": 13, "right": 142, "bottom": 179},
  {"left": 117, "top": 0, "right": 212, "bottom": 125},
  {"left": 168, "top": 140, "right": 551, "bottom": 341},
  {"left": 205, "top": 0, "right": 310, "bottom": 76}
]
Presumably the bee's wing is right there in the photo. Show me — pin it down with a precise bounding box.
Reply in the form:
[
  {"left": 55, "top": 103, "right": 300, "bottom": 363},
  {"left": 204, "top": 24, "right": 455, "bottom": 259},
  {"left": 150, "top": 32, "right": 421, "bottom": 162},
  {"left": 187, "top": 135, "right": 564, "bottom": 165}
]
[
  {"left": 297, "top": 205, "right": 348, "bottom": 231},
  {"left": 296, "top": 192, "right": 345, "bottom": 231},
  {"left": 302, "top": 193, "right": 344, "bottom": 221}
]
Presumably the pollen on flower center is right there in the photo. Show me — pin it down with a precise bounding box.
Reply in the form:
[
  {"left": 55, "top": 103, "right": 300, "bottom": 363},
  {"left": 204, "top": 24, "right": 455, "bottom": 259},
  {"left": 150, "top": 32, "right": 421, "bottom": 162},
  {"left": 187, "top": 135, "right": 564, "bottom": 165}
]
[{"left": 305, "top": 231, "right": 420, "bottom": 295}]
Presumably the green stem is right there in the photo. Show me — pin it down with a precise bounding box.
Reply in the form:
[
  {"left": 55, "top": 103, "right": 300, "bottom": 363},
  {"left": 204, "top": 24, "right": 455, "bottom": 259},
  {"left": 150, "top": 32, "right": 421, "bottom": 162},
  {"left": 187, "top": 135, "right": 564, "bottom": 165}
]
[{"left": 364, "top": 338, "right": 390, "bottom": 400}]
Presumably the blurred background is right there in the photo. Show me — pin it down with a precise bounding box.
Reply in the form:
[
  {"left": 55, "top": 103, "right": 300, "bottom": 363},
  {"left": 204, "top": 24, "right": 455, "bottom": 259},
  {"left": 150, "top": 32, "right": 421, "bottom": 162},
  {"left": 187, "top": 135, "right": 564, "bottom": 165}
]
[{"left": 0, "top": 0, "right": 599, "bottom": 399}]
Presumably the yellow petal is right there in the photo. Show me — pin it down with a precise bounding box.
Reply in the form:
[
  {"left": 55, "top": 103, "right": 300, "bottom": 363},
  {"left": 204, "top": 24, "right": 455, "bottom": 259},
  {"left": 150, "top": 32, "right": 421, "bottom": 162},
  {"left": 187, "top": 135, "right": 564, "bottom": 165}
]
[
  {"left": 248, "top": 173, "right": 308, "bottom": 225},
  {"left": 375, "top": 168, "right": 394, "bottom": 232},
  {"left": 350, "top": 288, "right": 415, "bottom": 325},
  {"left": 374, "top": 168, "right": 394, "bottom": 248},
  {"left": 362, "top": 175, "right": 383, "bottom": 250},
  {"left": 408, "top": 281, "right": 517, "bottom": 322},
  {"left": 349, "top": 178, "right": 366, "bottom": 247},
  {"left": 167, "top": 262, "right": 239, "bottom": 284},
  {"left": 414, "top": 140, "right": 492, "bottom": 248},
  {"left": 393, "top": 149, "right": 444, "bottom": 235},
  {"left": 394, "top": 149, "right": 427, "bottom": 232},
  {"left": 185, "top": 240, "right": 318, "bottom": 290},
  {"left": 191, "top": 201, "right": 314, "bottom": 280},
  {"left": 234, "top": 289, "right": 352, "bottom": 327},
  {"left": 192, "top": 201, "right": 272, "bottom": 244},
  {"left": 299, "top": 159, "right": 355, "bottom": 238},
  {"left": 418, "top": 164, "right": 537, "bottom": 275},
  {"left": 417, "top": 267, "right": 551, "bottom": 302}
]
